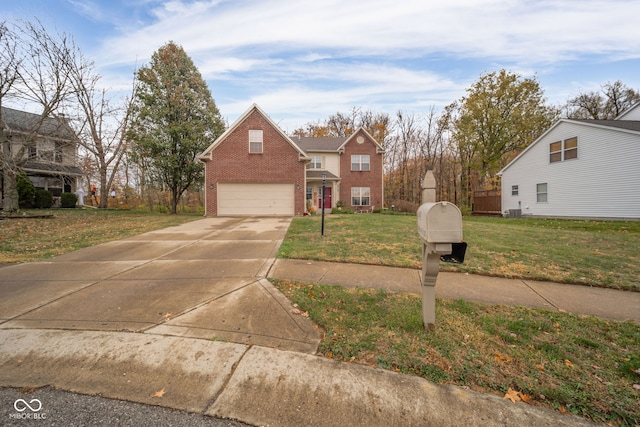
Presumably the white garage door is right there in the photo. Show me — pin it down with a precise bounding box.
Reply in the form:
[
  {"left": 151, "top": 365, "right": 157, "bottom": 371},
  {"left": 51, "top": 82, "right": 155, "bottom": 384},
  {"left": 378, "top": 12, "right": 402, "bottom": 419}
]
[{"left": 218, "top": 183, "right": 295, "bottom": 216}]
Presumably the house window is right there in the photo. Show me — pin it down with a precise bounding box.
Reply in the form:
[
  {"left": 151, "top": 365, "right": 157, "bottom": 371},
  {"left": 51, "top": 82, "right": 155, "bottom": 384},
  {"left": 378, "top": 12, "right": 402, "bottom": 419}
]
[
  {"left": 28, "top": 146, "right": 37, "bottom": 159},
  {"left": 511, "top": 185, "right": 519, "bottom": 196},
  {"left": 306, "top": 186, "right": 312, "bottom": 200},
  {"left": 351, "top": 154, "right": 370, "bottom": 171},
  {"left": 309, "top": 156, "right": 322, "bottom": 169},
  {"left": 550, "top": 137, "right": 578, "bottom": 163},
  {"left": 564, "top": 137, "right": 578, "bottom": 160},
  {"left": 249, "top": 130, "right": 263, "bottom": 153},
  {"left": 351, "top": 187, "right": 370, "bottom": 206},
  {"left": 549, "top": 141, "right": 562, "bottom": 163},
  {"left": 54, "top": 142, "right": 63, "bottom": 163},
  {"left": 536, "top": 183, "right": 548, "bottom": 203}
]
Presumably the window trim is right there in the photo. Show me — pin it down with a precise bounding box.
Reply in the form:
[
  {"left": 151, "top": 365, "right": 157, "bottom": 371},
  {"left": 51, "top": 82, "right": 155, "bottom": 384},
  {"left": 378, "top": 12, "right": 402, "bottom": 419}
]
[
  {"left": 309, "top": 156, "right": 322, "bottom": 169},
  {"left": 550, "top": 137, "right": 578, "bottom": 163},
  {"left": 351, "top": 187, "right": 371, "bottom": 206},
  {"left": 249, "top": 129, "right": 263, "bottom": 154},
  {"left": 511, "top": 185, "right": 519, "bottom": 196},
  {"left": 536, "top": 183, "right": 548, "bottom": 203},
  {"left": 351, "top": 154, "right": 370, "bottom": 171}
]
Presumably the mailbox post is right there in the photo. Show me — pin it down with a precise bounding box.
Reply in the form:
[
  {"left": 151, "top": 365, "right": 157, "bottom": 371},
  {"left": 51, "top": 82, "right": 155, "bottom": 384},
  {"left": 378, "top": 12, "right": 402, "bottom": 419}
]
[{"left": 417, "top": 171, "right": 466, "bottom": 329}]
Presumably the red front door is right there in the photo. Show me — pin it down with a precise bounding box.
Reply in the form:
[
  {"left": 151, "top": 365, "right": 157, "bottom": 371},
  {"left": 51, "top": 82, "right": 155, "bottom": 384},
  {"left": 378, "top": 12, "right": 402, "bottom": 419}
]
[{"left": 319, "top": 187, "right": 332, "bottom": 209}]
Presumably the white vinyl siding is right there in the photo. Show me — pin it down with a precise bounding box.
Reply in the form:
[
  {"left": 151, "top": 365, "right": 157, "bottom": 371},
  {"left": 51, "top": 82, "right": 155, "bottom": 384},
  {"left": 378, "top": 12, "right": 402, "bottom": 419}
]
[
  {"left": 500, "top": 121, "right": 640, "bottom": 218},
  {"left": 218, "top": 183, "right": 294, "bottom": 216}
]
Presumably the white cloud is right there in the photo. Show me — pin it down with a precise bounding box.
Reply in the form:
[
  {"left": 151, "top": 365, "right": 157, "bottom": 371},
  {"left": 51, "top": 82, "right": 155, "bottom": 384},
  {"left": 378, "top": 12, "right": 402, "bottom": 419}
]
[
  {"left": 97, "top": 0, "right": 640, "bottom": 66},
  {"left": 14, "top": 0, "right": 636, "bottom": 127}
]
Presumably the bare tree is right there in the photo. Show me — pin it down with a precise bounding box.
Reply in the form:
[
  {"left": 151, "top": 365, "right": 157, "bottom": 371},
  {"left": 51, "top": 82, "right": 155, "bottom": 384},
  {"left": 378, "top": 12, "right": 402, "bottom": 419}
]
[
  {"left": 66, "top": 51, "right": 138, "bottom": 208},
  {"left": 0, "top": 21, "right": 23, "bottom": 211},
  {"left": 1, "top": 20, "right": 77, "bottom": 212},
  {"left": 565, "top": 80, "right": 640, "bottom": 119}
]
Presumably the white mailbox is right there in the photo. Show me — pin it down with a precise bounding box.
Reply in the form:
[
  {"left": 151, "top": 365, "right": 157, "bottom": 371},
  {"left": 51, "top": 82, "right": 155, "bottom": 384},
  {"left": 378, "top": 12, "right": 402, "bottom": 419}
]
[
  {"left": 416, "top": 200, "right": 466, "bottom": 329},
  {"left": 417, "top": 202, "right": 463, "bottom": 244}
]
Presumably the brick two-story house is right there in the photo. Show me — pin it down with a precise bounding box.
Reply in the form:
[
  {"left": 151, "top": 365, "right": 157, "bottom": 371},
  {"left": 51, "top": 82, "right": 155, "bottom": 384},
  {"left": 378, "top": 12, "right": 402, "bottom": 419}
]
[{"left": 198, "top": 104, "right": 384, "bottom": 216}]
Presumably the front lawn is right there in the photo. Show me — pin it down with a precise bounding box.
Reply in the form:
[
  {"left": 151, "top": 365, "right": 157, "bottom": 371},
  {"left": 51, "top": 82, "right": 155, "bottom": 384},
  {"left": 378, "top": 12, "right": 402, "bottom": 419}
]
[
  {"left": 274, "top": 279, "right": 640, "bottom": 426},
  {"left": 0, "top": 209, "right": 199, "bottom": 264},
  {"left": 278, "top": 215, "right": 640, "bottom": 291}
]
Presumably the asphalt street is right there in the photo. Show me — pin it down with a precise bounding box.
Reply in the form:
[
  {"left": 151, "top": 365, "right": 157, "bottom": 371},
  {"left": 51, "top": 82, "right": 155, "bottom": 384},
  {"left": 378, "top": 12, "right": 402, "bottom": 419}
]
[{"left": 1, "top": 387, "right": 251, "bottom": 427}]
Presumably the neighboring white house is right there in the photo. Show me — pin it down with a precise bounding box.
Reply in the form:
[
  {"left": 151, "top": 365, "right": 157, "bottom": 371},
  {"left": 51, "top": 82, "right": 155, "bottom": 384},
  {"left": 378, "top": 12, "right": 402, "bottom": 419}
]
[{"left": 498, "top": 102, "right": 640, "bottom": 219}]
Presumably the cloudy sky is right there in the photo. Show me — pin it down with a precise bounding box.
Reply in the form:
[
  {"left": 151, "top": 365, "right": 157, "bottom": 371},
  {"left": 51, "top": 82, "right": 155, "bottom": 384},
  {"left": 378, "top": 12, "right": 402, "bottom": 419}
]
[{"left": 3, "top": 0, "right": 640, "bottom": 131}]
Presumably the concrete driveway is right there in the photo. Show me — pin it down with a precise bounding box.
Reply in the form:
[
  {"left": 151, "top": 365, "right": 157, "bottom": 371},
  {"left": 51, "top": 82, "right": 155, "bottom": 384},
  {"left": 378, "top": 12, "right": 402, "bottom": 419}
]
[{"left": 0, "top": 217, "right": 320, "bottom": 353}]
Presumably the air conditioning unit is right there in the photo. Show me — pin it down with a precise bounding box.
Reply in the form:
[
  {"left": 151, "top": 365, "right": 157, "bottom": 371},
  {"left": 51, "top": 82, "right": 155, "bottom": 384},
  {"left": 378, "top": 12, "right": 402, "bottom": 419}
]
[{"left": 508, "top": 209, "right": 522, "bottom": 218}]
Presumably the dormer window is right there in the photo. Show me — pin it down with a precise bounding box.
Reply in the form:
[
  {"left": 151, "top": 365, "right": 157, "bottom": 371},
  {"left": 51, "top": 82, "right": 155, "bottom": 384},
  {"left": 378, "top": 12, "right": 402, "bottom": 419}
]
[{"left": 249, "top": 130, "right": 263, "bottom": 153}]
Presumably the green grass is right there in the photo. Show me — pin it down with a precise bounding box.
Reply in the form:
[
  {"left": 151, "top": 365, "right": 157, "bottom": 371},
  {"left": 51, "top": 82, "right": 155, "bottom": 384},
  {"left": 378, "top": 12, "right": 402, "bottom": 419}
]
[
  {"left": 278, "top": 215, "right": 640, "bottom": 291},
  {"left": 0, "top": 209, "right": 199, "bottom": 263},
  {"left": 274, "top": 279, "right": 640, "bottom": 426},
  {"left": 2, "top": 209, "right": 638, "bottom": 424}
]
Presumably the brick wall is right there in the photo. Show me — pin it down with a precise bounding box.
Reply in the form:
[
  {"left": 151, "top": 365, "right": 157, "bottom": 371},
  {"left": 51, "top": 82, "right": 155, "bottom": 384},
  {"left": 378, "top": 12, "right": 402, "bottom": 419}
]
[
  {"left": 203, "top": 109, "right": 306, "bottom": 216},
  {"left": 339, "top": 129, "right": 384, "bottom": 209}
]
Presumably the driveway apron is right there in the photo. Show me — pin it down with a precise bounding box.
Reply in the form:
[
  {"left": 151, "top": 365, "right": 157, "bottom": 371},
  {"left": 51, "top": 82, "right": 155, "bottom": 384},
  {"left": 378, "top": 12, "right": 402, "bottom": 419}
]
[{"left": 0, "top": 217, "right": 320, "bottom": 354}]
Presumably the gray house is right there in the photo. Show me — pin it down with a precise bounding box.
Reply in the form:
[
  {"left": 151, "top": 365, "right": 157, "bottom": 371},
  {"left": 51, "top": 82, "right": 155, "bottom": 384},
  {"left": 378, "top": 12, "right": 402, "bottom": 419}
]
[{"left": 1, "top": 107, "right": 83, "bottom": 206}]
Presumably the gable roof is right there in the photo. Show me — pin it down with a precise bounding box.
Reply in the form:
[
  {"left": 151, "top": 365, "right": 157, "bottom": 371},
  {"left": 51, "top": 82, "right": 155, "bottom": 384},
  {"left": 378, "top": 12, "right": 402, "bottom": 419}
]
[
  {"left": 498, "top": 118, "right": 640, "bottom": 175},
  {"left": 292, "top": 128, "right": 385, "bottom": 154},
  {"left": 572, "top": 119, "right": 640, "bottom": 132},
  {"left": 615, "top": 101, "right": 640, "bottom": 120},
  {"left": 338, "top": 128, "right": 385, "bottom": 153},
  {"left": 294, "top": 137, "right": 347, "bottom": 153},
  {"left": 198, "top": 104, "right": 309, "bottom": 161},
  {"left": 1, "top": 106, "right": 78, "bottom": 141}
]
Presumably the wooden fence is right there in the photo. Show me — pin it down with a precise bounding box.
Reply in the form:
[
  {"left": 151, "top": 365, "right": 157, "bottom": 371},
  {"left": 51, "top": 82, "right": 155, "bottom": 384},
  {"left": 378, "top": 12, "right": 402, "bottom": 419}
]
[{"left": 472, "top": 190, "right": 501, "bottom": 216}]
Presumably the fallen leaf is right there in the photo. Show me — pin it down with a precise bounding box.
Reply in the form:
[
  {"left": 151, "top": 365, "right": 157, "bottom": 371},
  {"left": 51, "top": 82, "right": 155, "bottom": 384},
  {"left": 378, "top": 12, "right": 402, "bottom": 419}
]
[
  {"left": 495, "top": 352, "right": 512, "bottom": 363},
  {"left": 162, "top": 313, "right": 173, "bottom": 319},
  {"left": 632, "top": 368, "right": 640, "bottom": 376},
  {"left": 504, "top": 388, "right": 522, "bottom": 403},
  {"left": 535, "top": 364, "right": 545, "bottom": 372},
  {"left": 632, "top": 384, "right": 640, "bottom": 390},
  {"left": 564, "top": 359, "right": 574, "bottom": 368},
  {"left": 152, "top": 388, "right": 166, "bottom": 398}
]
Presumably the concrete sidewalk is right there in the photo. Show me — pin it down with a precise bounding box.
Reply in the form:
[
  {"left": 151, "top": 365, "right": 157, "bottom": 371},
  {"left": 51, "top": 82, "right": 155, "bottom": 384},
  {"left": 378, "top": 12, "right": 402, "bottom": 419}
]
[
  {"left": 0, "top": 217, "right": 623, "bottom": 426},
  {"left": 268, "top": 259, "right": 640, "bottom": 322}
]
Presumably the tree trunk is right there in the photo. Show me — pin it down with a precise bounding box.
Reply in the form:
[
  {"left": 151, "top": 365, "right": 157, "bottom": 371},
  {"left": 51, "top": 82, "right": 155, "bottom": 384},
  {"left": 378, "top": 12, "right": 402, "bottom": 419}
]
[
  {"left": 98, "top": 167, "right": 108, "bottom": 208},
  {"left": 2, "top": 168, "right": 19, "bottom": 212}
]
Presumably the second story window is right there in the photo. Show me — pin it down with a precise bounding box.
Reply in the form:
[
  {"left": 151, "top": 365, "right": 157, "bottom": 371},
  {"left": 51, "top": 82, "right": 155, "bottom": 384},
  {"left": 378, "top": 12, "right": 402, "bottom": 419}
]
[
  {"left": 54, "top": 142, "right": 63, "bottom": 163},
  {"left": 309, "top": 156, "right": 322, "bottom": 169},
  {"left": 351, "top": 154, "right": 370, "bottom": 171},
  {"left": 249, "top": 130, "right": 263, "bottom": 153},
  {"left": 550, "top": 137, "right": 578, "bottom": 163}
]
